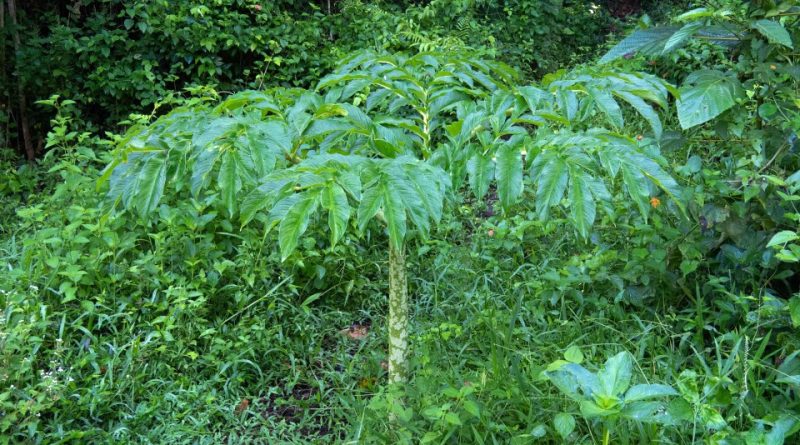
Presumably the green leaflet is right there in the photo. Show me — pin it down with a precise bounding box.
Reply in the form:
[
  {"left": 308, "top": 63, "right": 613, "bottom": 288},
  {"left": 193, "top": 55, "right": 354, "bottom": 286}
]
[
  {"left": 239, "top": 175, "right": 293, "bottom": 226},
  {"left": 599, "top": 26, "right": 681, "bottom": 63},
  {"left": 676, "top": 70, "right": 744, "bottom": 129},
  {"left": 278, "top": 191, "right": 320, "bottom": 261},
  {"left": 533, "top": 153, "right": 568, "bottom": 220},
  {"left": 615, "top": 91, "right": 663, "bottom": 139},
  {"left": 568, "top": 168, "right": 596, "bottom": 239},
  {"left": 466, "top": 152, "right": 494, "bottom": 199},
  {"left": 628, "top": 152, "right": 685, "bottom": 214},
  {"left": 357, "top": 183, "right": 384, "bottom": 233},
  {"left": 191, "top": 146, "right": 222, "bottom": 196},
  {"left": 133, "top": 155, "right": 167, "bottom": 218},
  {"left": 621, "top": 162, "right": 650, "bottom": 219},
  {"left": 382, "top": 180, "right": 407, "bottom": 251},
  {"left": 752, "top": 19, "right": 794, "bottom": 49},
  {"left": 218, "top": 150, "right": 243, "bottom": 218},
  {"left": 588, "top": 88, "right": 623, "bottom": 129},
  {"left": 321, "top": 183, "right": 350, "bottom": 246},
  {"left": 663, "top": 22, "right": 703, "bottom": 53},
  {"left": 495, "top": 144, "right": 523, "bottom": 209}
]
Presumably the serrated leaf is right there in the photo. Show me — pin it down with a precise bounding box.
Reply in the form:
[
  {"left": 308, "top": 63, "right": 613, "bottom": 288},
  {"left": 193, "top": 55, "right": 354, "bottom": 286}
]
[
  {"left": 677, "top": 70, "right": 744, "bottom": 129},
  {"left": 278, "top": 192, "right": 320, "bottom": 261},
  {"left": 495, "top": 144, "right": 523, "bottom": 209},
  {"left": 554, "top": 413, "right": 576, "bottom": 439},
  {"left": 753, "top": 19, "right": 794, "bottom": 48}
]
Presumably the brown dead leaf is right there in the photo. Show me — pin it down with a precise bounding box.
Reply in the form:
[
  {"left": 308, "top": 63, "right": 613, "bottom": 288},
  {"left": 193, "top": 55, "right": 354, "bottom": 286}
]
[{"left": 235, "top": 398, "right": 250, "bottom": 414}]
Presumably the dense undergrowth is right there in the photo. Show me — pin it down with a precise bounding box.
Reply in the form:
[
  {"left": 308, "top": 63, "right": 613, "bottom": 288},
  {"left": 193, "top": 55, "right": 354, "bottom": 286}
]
[{"left": 2, "top": 1, "right": 800, "bottom": 444}]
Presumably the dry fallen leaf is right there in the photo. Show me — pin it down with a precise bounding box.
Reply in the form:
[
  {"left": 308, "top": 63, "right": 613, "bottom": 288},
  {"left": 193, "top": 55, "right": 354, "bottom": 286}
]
[{"left": 339, "top": 323, "right": 369, "bottom": 340}]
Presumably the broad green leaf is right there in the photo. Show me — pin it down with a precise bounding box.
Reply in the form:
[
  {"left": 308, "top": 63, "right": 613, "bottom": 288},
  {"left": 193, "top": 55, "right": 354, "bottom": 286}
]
[
  {"left": 218, "top": 150, "right": 242, "bottom": 218},
  {"left": 466, "top": 152, "right": 494, "bottom": 199},
  {"left": 598, "top": 352, "right": 633, "bottom": 397},
  {"left": 568, "top": 169, "right": 596, "bottom": 239},
  {"left": 321, "top": 183, "right": 350, "bottom": 246},
  {"left": 621, "top": 401, "right": 662, "bottom": 422},
  {"left": 278, "top": 192, "right": 320, "bottom": 260},
  {"left": 444, "top": 412, "right": 462, "bottom": 426},
  {"left": 625, "top": 384, "right": 678, "bottom": 402},
  {"left": 134, "top": 156, "right": 167, "bottom": 218},
  {"left": 753, "top": 19, "right": 794, "bottom": 48},
  {"left": 495, "top": 144, "right": 523, "bottom": 209},
  {"left": 564, "top": 345, "right": 584, "bottom": 364},
  {"left": 767, "top": 230, "right": 799, "bottom": 247},
  {"left": 191, "top": 146, "right": 222, "bottom": 196},
  {"left": 677, "top": 70, "right": 744, "bottom": 129},
  {"left": 553, "top": 413, "right": 576, "bottom": 439}
]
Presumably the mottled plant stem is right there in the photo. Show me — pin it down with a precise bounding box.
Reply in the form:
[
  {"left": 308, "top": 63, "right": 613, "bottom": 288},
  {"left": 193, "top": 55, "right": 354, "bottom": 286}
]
[{"left": 387, "top": 242, "right": 408, "bottom": 385}]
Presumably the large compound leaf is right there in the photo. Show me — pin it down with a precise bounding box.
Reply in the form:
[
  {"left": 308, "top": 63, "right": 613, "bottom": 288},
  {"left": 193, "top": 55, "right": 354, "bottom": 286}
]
[{"left": 677, "top": 70, "right": 744, "bottom": 129}]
